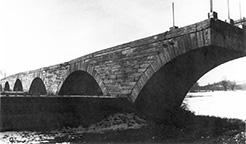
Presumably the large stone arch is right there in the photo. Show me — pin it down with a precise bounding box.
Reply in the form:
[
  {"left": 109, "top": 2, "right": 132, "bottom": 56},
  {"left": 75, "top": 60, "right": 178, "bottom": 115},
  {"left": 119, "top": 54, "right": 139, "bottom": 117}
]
[
  {"left": 58, "top": 70, "right": 103, "bottom": 95},
  {"left": 132, "top": 46, "right": 244, "bottom": 120},
  {"left": 4, "top": 81, "right": 10, "bottom": 91},
  {"left": 57, "top": 62, "right": 108, "bottom": 95},
  {"left": 29, "top": 77, "right": 47, "bottom": 95},
  {"left": 13, "top": 79, "right": 23, "bottom": 91}
]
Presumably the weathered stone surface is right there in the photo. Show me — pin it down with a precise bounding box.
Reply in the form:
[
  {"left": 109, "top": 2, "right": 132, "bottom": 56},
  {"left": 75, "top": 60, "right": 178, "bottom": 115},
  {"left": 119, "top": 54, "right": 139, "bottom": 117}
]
[{"left": 0, "top": 18, "right": 245, "bottom": 102}]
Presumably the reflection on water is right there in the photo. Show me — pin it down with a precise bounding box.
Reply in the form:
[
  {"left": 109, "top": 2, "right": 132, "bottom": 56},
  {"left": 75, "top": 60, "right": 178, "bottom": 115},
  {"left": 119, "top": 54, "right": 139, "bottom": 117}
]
[{"left": 184, "top": 90, "right": 246, "bottom": 120}]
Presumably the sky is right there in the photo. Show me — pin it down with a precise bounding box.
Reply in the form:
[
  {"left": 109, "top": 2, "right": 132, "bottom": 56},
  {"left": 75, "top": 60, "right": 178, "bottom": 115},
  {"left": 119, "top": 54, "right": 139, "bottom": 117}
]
[{"left": 0, "top": 0, "right": 245, "bottom": 85}]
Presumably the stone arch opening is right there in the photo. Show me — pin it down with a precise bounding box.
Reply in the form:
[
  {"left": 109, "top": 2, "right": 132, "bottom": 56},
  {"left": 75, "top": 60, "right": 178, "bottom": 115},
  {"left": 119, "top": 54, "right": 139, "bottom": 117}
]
[
  {"left": 4, "top": 82, "right": 10, "bottom": 91},
  {"left": 58, "top": 70, "right": 103, "bottom": 95},
  {"left": 29, "top": 77, "right": 47, "bottom": 95},
  {"left": 134, "top": 46, "right": 244, "bottom": 121},
  {"left": 13, "top": 79, "right": 23, "bottom": 91}
]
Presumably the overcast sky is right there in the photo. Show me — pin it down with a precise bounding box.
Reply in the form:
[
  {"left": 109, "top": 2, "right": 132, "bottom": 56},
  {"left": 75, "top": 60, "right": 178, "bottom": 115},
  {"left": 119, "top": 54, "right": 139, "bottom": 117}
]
[{"left": 0, "top": 0, "right": 245, "bottom": 85}]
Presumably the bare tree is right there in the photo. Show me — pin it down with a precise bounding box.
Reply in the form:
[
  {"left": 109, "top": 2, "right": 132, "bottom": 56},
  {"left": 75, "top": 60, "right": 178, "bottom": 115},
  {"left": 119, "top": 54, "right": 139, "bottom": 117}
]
[
  {"left": 220, "top": 80, "right": 238, "bottom": 91},
  {"left": 220, "top": 80, "right": 229, "bottom": 91},
  {"left": 229, "top": 81, "right": 237, "bottom": 91}
]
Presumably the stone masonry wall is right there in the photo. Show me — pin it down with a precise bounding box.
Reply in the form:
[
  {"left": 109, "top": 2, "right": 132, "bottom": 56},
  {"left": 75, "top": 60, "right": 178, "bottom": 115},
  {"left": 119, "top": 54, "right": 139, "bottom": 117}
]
[
  {"left": 64, "top": 19, "right": 212, "bottom": 99},
  {"left": 0, "top": 62, "right": 69, "bottom": 95},
  {"left": 1, "top": 18, "right": 245, "bottom": 99}
]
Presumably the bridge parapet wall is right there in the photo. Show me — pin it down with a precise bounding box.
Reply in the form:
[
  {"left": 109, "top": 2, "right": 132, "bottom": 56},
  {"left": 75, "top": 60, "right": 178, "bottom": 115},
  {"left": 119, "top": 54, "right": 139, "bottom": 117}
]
[{"left": 210, "top": 19, "right": 246, "bottom": 53}]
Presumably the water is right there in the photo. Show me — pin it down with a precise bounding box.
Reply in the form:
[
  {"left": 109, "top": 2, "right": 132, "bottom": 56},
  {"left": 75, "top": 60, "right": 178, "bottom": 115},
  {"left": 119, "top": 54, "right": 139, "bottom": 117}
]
[{"left": 184, "top": 90, "right": 246, "bottom": 120}]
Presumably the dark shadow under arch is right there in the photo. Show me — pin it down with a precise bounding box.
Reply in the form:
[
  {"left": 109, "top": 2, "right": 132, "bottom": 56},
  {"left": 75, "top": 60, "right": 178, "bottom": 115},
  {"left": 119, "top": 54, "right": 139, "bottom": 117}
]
[
  {"left": 29, "top": 77, "right": 47, "bottom": 95},
  {"left": 13, "top": 79, "right": 23, "bottom": 91},
  {"left": 4, "top": 82, "right": 10, "bottom": 91},
  {"left": 59, "top": 70, "right": 103, "bottom": 95},
  {"left": 0, "top": 84, "right": 2, "bottom": 92},
  {"left": 135, "top": 46, "right": 244, "bottom": 121}
]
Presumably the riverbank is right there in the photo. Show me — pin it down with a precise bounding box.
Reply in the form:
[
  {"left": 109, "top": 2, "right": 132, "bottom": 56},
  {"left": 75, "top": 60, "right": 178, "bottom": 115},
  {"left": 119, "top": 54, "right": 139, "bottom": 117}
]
[
  {"left": 1, "top": 109, "right": 245, "bottom": 144},
  {"left": 53, "top": 117, "right": 245, "bottom": 144}
]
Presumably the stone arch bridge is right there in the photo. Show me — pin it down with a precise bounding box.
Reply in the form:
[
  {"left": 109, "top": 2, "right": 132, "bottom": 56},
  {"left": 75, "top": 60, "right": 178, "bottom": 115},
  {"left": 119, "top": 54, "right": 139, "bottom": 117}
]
[{"left": 1, "top": 18, "right": 246, "bottom": 130}]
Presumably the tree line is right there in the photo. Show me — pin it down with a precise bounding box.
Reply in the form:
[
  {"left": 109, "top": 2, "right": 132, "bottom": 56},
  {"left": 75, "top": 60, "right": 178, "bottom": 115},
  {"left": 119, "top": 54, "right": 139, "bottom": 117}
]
[{"left": 190, "top": 80, "right": 246, "bottom": 92}]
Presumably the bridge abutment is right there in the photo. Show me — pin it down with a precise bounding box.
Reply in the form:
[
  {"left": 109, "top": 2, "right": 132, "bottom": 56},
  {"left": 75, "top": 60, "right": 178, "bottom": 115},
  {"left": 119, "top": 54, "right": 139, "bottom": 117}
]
[{"left": 0, "top": 96, "right": 134, "bottom": 131}]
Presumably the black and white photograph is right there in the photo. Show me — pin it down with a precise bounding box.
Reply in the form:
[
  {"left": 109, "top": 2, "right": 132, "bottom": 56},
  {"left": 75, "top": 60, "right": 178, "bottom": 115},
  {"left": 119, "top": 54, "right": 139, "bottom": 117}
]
[{"left": 0, "top": 0, "right": 246, "bottom": 143}]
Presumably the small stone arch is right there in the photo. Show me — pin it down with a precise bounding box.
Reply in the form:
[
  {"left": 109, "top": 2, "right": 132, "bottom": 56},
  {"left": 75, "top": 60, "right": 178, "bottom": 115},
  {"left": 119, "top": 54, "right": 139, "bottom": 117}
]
[
  {"left": 57, "top": 62, "right": 108, "bottom": 95},
  {"left": 58, "top": 70, "right": 103, "bottom": 95},
  {"left": 4, "top": 81, "right": 10, "bottom": 91},
  {"left": 13, "top": 79, "right": 23, "bottom": 91},
  {"left": 29, "top": 77, "right": 47, "bottom": 95}
]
